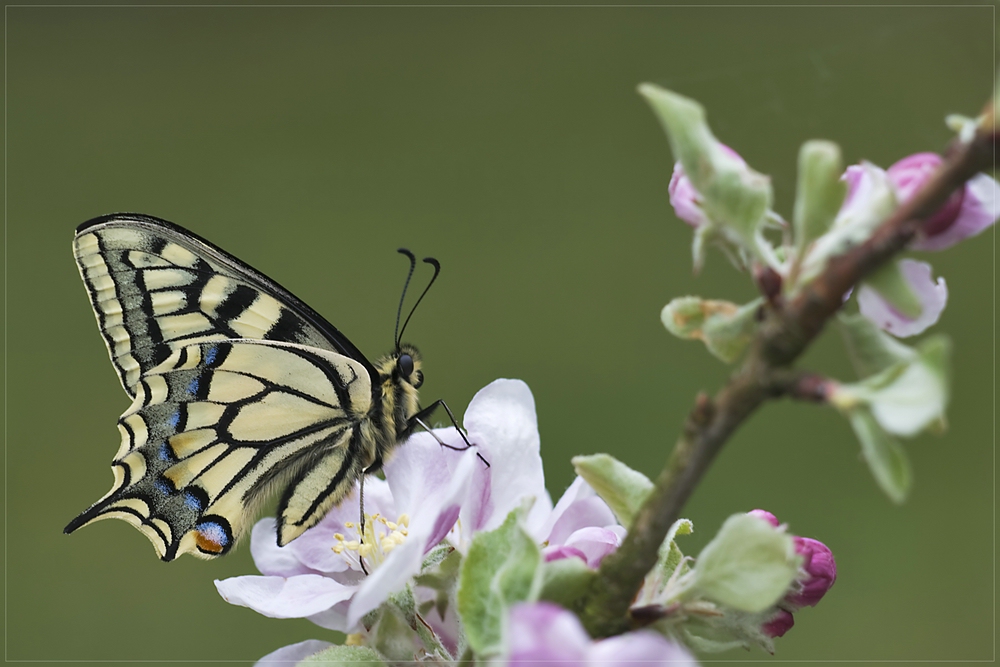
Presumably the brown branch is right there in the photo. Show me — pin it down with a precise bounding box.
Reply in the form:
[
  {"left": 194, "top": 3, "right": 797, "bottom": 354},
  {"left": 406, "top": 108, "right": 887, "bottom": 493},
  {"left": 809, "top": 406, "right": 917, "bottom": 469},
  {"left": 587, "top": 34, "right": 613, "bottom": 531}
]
[{"left": 576, "top": 116, "right": 997, "bottom": 638}]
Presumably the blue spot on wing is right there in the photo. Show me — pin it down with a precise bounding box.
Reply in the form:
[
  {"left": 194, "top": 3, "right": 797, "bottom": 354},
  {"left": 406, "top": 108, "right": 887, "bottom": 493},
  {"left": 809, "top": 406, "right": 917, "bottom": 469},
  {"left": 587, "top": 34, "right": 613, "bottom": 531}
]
[
  {"left": 196, "top": 520, "right": 230, "bottom": 547},
  {"left": 155, "top": 477, "right": 174, "bottom": 495},
  {"left": 187, "top": 375, "right": 200, "bottom": 396},
  {"left": 167, "top": 411, "right": 180, "bottom": 430},
  {"left": 158, "top": 444, "right": 174, "bottom": 462},
  {"left": 204, "top": 345, "right": 218, "bottom": 367},
  {"left": 184, "top": 490, "right": 205, "bottom": 511}
]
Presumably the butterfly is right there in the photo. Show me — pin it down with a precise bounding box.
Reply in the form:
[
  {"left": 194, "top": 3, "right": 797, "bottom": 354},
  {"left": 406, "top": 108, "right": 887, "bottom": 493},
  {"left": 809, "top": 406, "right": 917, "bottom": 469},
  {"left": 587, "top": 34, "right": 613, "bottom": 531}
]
[{"left": 64, "top": 213, "right": 477, "bottom": 562}]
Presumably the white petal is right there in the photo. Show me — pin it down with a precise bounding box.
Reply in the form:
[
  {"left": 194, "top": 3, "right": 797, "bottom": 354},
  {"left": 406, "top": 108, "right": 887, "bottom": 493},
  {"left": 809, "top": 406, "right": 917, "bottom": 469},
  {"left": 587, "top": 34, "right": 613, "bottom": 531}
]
[
  {"left": 250, "top": 518, "right": 318, "bottom": 577},
  {"left": 215, "top": 574, "right": 356, "bottom": 619},
  {"left": 255, "top": 639, "right": 333, "bottom": 666},
  {"left": 857, "top": 260, "right": 947, "bottom": 337},
  {"left": 462, "top": 379, "right": 551, "bottom": 534},
  {"left": 346, "top": 450, "right": 480, "bottom": 629}
]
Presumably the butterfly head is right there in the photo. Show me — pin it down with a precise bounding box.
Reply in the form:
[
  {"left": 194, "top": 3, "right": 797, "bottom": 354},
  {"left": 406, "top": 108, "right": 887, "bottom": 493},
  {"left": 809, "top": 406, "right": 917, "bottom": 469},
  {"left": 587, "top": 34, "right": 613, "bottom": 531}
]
[{"left": 377, "top": 343, "right": 424, "bottom": 390}]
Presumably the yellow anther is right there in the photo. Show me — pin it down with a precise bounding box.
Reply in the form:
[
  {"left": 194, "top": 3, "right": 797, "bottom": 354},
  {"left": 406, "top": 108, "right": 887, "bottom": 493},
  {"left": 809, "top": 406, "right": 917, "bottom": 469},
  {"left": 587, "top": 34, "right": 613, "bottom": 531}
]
[
  {"left": 358, "top": 543, "right": 374, "bottom": 558},
  {"left": 344, "top": 540, "right": 360, "bottom": 551},
  {"left": 386, "top": 521, "right": 397, "bottom": 530},
  {"left": 332, "top": 544, "right": 344, "bottom": 554},
  {"left": 398, "top": 514, "right": 410, "bottom": 527},
  {"left": 345, "top": 521, "right": 355, "bottom": 528},
  {"left": 333, "top": 533, "right": 345, "bottom": 541}
]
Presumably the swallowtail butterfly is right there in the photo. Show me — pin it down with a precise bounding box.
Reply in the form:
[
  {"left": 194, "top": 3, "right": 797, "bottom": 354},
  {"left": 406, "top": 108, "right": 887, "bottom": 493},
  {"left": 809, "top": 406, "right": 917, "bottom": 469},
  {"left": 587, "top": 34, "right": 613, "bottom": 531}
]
[{"left": 65, "top": 213, "right": 472, "bottom": 562}]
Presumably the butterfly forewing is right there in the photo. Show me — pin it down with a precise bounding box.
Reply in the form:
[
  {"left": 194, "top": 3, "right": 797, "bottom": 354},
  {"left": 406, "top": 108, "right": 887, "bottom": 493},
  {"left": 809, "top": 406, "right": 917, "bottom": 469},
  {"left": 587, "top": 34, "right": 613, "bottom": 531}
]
[
  {"left": 66, "top": 339, "right": 373, "bottom": 561},
  {"left": 73, "top": 213, "right": 377, "bottom": 399}
]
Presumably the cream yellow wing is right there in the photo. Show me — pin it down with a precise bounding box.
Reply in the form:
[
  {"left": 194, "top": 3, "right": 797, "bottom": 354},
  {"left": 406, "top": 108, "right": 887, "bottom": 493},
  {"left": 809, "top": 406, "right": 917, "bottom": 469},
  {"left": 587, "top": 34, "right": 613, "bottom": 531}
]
[{"left": 65, "top": 339, "right": 374, "bottom": 560}]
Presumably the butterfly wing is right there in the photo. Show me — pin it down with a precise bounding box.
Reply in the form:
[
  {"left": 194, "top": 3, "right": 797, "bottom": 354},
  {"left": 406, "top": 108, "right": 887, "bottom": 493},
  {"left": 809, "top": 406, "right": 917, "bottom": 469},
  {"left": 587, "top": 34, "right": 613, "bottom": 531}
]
[
  {"left": 73, "top": 213, "right": 379, "bottom": 399},
  {"left": 65, "top": 339, "right": 375, "bottom": 560}
]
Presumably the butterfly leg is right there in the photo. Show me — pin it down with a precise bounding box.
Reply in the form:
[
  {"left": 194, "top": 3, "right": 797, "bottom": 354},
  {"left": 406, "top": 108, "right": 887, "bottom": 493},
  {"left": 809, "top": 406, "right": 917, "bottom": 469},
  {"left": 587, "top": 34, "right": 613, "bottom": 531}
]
[
  {"left": 410, "top": 400, "right": 490, "bottom": 468},
  {"left": 358, "top": 475, "right": 370, "bottom": 575}
]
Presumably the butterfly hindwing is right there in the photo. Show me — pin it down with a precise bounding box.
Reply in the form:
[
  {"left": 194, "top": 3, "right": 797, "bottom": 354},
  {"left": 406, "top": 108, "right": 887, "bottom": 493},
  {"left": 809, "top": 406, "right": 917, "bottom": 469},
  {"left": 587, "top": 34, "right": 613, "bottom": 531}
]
[
  {"left": 65, "top": 339, "right": 374, "bottom": 561},
  {"left": 73, "top": 213, "right": 378, "bottom": 399}
]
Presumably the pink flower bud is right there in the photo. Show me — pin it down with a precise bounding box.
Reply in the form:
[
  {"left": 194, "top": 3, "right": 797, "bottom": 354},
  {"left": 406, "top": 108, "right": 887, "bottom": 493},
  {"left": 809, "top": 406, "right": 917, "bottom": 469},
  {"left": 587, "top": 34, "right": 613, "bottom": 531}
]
[
  {"left": 747, "top": 509, "right": 780, "bottom": 527},
  {"left": 761, "top": 608, "right": 794, "bottom": 638},
  {"left": 885, "top": 152, "right": 1000, "bottom": 251},
  {"left": 668, "top": 145, "right": 746, "bottom": 227},
  {"left": 887, "top": 153, "right": 965, "bottom": 237},
  {"left": 787, "top": 537, "right": 837, "bottom": 608},
  {"left": 746, "top": 510, "right": 837, "bottom": 610}
]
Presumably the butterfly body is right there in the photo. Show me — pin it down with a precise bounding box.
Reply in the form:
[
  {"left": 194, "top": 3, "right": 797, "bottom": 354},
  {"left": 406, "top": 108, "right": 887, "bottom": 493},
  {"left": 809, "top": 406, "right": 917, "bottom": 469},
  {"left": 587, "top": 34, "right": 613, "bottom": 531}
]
[{"left": 65, "top": 214, "right": 432, "bottom": 561}]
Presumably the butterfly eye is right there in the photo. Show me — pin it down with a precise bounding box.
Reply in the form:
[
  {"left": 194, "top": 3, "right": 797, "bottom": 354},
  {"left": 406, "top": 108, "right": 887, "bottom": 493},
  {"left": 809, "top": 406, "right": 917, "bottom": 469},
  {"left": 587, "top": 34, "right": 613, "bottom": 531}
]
[
  {"left": 412, "top": 370, "right": 424, "bottom": 389},
  {"left": 398, "top": 354, "right": 414, "bottom": 378}
]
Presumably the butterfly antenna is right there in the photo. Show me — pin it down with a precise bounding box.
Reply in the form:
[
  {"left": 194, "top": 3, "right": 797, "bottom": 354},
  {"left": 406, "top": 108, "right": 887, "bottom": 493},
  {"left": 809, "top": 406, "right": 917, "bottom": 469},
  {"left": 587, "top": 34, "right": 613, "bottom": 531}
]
[
  {"left": 394, "top": 249, "right": 417, "bottom": 351},
  {"left": 397, "top": 257, "right": 441, "bottom": 345}
]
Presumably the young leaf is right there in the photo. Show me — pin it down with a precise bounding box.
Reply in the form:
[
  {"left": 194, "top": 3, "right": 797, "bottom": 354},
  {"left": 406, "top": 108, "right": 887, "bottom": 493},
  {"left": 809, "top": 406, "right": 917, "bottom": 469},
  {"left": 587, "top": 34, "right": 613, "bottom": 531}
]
[
  {"left": 661, "top": 297, "right": 762, "bottom": 364},
  {"left": 301, "top": 645, "right": 389, "bottom": 665},
  {"left": 838, "top": 313, "right": 916, "bottom": 377},
  {"left": 793, "top": 140, "right": 847, "bottom": 253},
  {"left": 571, "top": 454, "right": 653, "bottom": 528},
  {"left": 456, "top": 506, "right": 542, "bottom": 658},
  {"left": 691, "top": 514, "right": 800, "bottom": 613},
  {"left": 848, "top": 408, "right": 912, "bottom": 503}
]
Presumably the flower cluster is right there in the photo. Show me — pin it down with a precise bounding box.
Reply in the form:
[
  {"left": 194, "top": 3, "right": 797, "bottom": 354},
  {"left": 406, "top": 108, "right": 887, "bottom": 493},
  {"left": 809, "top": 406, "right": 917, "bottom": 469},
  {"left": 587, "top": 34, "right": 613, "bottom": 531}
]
[
  {"left": 217, "top": 380, "right": 662, "bottom": 664},
  {"left": 649, "top": 83, "right": 996, "bottom": 503},
  {"left": 219, "top": 379, "right": 837, "bottom": 665}
]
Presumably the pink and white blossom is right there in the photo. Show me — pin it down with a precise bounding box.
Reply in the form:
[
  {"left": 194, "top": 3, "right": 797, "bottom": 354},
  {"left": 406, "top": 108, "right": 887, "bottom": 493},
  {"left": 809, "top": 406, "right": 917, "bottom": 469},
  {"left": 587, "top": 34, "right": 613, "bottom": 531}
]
[
  {"left": 857, "top": 259, "right": 948, "bottom": 337},
  {"left": 506, "top": 602, "right": 698, "bottom": 666},
  {"left": 219, "top": 379, "right": 626, "bottom": 662}
]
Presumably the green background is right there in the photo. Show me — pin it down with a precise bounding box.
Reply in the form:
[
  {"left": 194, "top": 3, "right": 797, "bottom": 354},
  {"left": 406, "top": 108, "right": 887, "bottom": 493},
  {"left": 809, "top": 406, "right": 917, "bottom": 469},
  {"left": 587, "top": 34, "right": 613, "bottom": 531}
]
[{"left": 5, "top": 4, "right": 995, "bottom": 664}]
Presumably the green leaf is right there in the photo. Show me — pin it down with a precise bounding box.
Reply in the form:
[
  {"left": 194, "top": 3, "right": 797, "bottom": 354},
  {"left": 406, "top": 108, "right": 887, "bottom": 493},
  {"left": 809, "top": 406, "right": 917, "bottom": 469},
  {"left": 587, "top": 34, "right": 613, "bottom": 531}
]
[
  {"left": 691, "top": 514, "right": 800, "bottom": 613},
  {"left": 572, "top": 454, "right": 653, "bottom": 528},
  {"left": 659, "top": 518, "right": 694, "bottom": 579},
  {"left": 301, "top": 645, "right": 388, "bottom": 665},
  {"left": 838, "top": 313, "right": 916, "bottom": 377},
  {"left": 369, "top": 599, "right": 425, "bottom": 664},
  {"left": 832, "top": 335, "right": 951, "bottom": 437},
  {"left": 538, "top": 556, "right": 596, "bottom": 608},
  {"left": 848, "top": 407, "right": 912, "bottom": 503},
  {"left": 413, "top": 548, "right": 462, "bottom": 622},
  {"left": 456, "top": 506, "right": 542, "bottom": 658},
  {"left": 661, "top": 297, "right": 762, "bottom": 363},
  {"left": 861, "top": 261, "right": 923, "bottom": 319},
  {"left": 793, "top": 140, "right": 847, "bottom": 253}
]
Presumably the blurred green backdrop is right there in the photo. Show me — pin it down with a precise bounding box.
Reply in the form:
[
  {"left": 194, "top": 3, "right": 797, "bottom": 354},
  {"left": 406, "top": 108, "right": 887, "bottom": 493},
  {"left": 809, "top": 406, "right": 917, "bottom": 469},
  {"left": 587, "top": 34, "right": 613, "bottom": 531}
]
[{"left": 5, "top": 4, "right": 994, "bottom": 664}]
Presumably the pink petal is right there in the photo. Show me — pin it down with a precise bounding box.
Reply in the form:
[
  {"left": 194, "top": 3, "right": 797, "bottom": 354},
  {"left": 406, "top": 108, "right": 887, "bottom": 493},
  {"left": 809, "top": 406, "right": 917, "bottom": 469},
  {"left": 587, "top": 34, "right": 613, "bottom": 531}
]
[
  {"left": 667, "top": 145, "right": 746, "bottom": 229},
  {"left": 543, "top": 477, "right": 617, "bottom": 545},
  {"left": 562, "top": 526, "right": 623, "bottom": 568},
  {"left": 857, "top": 259, "right": 947, "bottom": 337},
  {"left": 762, "top": 608, "right": 795, "bottom": 638},
  {"left": 911, "top": 173, "right": 1000, "bottom": 251},
  {"left": 215, "top": 574, "right": 356, "bottom": 619},
  {"left": 507, "top": 602, "right": 591, "bottom": 662},
  {"left": 255, "top": 639, "right": 334, "bottom": 665},
  {"left": 588, "top": 632, "right": 699, "bottom": 666},
  {"left": 669, "top": 164, "right": 709, "bottom": 227},
  {"left": 542, "top": 545, "right": 589, "bottom": 563}
]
